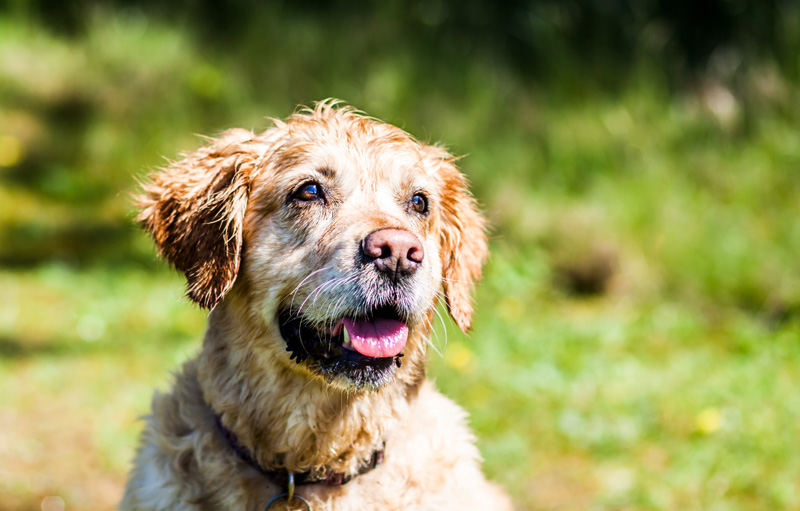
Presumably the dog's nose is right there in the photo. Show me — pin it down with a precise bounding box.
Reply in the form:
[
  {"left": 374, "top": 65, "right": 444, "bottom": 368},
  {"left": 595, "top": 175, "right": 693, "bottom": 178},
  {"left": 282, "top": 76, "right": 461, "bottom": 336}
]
[{"left": 361, "top": 228, "right": 424, "bottom": 276}]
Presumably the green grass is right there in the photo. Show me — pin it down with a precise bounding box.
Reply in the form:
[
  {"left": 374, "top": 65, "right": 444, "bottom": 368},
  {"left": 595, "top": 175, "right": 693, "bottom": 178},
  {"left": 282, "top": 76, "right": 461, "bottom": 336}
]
[
  {"left": 0, "top": 265, "right": 205, "bottom": 510},
  {"left": 433, "top": 259, "right": 800, "bottom": 510},
  {"left": 2, "top": 8, "right": 800, "bottom": 511}
]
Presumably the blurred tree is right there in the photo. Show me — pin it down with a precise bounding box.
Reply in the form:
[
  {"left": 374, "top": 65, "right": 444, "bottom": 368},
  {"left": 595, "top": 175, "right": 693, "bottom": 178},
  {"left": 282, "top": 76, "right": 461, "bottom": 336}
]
[{"left": 6, "top": 0, "right": 793, "bottom": 86}]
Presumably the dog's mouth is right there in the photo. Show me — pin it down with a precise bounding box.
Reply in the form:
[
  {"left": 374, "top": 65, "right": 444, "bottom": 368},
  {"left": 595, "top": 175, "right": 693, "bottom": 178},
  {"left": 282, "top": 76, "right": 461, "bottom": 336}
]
[{"left": 278, "top": 305, "right": 408, "bottom": 389}]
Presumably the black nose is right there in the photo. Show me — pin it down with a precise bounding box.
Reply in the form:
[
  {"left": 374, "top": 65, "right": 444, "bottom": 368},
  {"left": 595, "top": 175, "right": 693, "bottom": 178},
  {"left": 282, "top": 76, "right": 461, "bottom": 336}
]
[{"left": 361, "top": 228, "right": 424, "bottom": 276}]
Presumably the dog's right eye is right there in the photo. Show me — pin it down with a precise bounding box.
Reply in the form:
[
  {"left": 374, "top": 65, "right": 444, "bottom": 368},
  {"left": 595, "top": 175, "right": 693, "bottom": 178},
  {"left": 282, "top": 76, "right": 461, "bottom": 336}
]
[{"left": 292, "top": 182, "right": 324, "bottom": 202}]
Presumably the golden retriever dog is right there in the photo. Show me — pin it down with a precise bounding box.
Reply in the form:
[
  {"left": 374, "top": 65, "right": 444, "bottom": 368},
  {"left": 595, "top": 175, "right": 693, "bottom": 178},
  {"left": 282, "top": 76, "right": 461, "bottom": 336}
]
[{"left": 121, "top": 101, "right": 512, "bottom": 511}]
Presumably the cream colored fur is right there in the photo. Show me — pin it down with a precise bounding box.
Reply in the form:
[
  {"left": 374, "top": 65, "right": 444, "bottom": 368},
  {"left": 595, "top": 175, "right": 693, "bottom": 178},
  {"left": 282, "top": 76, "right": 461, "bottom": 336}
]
[{"left": 122, "top": 102, "right": 513, "bottom": 511}]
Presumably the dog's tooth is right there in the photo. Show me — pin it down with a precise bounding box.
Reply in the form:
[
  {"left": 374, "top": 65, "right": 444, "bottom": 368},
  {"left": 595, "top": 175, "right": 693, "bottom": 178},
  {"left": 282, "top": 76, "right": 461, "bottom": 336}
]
[{"left": 342, "top": 326, "right": 352, "bottom": 349}]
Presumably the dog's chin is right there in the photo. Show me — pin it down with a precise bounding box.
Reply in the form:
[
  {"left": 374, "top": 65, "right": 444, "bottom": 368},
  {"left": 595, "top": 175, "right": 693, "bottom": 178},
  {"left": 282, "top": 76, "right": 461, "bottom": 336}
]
[{"left": 278, "top": 306, "right": 409, "bottom": 391}]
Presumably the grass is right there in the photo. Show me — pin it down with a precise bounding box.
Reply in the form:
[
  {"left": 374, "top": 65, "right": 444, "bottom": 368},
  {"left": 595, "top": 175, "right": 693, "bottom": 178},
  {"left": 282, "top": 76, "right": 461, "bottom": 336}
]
[
  {"left": 0, "top": 265, "right": 205, "bottom": 510},
  {"left": 435, "top": 268, "right": 800, "bottom": 510},
  {"left": 2, "top": 7, "right": 800, "bottom": 511}
]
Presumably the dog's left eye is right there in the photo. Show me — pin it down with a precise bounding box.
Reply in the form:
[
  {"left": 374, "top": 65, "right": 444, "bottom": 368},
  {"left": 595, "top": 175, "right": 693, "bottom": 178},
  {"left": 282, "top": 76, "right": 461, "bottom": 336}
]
[
  {"left": 292, "top": 182, "right": 324, "bottom": 202},
  {"left": 408, "top": 193, "right": 428, "bottom": 214}
]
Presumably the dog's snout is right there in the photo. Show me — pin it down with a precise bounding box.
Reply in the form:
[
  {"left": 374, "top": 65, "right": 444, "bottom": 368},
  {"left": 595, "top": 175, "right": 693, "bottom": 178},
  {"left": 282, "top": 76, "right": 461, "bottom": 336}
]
[{"left": 361, "top": 228, "right": 424, "bottom": 276}]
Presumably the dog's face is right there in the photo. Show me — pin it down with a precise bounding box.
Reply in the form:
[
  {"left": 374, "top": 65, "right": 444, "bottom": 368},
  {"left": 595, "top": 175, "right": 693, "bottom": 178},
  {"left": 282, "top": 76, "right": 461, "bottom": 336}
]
[
  {"left": 243, "top": 121, "right": 449, "bottom": 390},
  {"left": 137, "top": 104, "right": 487, "bottom": 391}
]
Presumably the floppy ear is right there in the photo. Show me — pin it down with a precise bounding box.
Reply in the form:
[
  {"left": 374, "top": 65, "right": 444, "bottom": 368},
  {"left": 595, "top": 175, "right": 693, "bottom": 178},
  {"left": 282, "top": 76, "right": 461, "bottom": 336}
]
[
  {"left": 136, "top": 129, "right": 259, "bottom": 309},
  {"left": 424, "top": 145, "right": 489, "bottom": 332}
]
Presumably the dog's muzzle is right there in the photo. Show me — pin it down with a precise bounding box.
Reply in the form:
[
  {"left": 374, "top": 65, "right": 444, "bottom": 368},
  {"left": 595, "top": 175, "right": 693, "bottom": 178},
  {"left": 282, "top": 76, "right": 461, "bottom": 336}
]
[{"left": 278, "top": 304, "right": 408, "bottom": 389}]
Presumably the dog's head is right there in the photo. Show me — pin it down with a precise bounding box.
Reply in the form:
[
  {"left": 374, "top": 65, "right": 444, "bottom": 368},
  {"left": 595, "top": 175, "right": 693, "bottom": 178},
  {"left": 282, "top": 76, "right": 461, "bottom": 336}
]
[{"left": 137, "top": 102, "right": 487, "bottom": 391}]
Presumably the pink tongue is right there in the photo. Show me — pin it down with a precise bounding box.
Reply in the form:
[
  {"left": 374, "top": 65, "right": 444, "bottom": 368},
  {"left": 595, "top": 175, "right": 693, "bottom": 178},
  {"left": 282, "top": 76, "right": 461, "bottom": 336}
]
[{"left": 342, "top": 318, "right": 408, "bottom": 358}]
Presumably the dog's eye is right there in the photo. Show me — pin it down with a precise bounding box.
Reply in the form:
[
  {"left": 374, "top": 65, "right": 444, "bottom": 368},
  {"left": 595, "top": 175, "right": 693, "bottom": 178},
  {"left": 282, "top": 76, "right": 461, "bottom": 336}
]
[
  {"left": 293, "top": 182, "right": 324, "bottom": 202},
  {"left": 409, "top": 193, "right": 428, "bottom": 214}
]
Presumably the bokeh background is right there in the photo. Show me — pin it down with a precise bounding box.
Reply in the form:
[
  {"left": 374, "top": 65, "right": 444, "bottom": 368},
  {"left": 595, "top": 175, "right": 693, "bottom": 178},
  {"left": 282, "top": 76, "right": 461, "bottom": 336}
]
[{"left": 2, "top": 1, "right": 800, "bottom": 510}]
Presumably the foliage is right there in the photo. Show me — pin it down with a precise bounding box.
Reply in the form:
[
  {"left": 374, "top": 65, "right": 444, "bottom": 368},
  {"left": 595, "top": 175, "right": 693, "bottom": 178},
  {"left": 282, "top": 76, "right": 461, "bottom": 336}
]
[{"left": 1, "top": 4, "right": 799, "bottom": 510}]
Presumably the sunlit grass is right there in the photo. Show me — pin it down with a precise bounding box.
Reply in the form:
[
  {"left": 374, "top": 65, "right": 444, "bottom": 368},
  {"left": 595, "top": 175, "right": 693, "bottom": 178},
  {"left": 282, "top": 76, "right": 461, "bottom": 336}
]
[
  {"left": 3, "top": 259, "right": 799, "bottom": 510},
  {"left": 0, "top": 266, "right": 204, "bottom": 510},
  {"left": 432, "top": 250, "right": 800, "bottom": 509}
]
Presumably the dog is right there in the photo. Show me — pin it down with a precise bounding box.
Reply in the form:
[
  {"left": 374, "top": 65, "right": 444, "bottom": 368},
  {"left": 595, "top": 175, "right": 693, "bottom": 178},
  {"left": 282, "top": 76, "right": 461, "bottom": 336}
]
[{"left": 121, "top": 101, "right": 512, "bottom": 511}]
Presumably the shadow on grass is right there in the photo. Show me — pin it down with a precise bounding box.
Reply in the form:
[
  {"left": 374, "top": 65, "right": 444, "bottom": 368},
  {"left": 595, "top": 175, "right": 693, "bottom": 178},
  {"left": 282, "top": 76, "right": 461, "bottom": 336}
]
[
  {"left": 0, "top": 336, "right": 68, "bottom": 359},
  {"left": 0, "top": 335, "right": 107, "bottom": 360},
  {"left": 0, "top": 221, "right": 156, "bottom": 268}
]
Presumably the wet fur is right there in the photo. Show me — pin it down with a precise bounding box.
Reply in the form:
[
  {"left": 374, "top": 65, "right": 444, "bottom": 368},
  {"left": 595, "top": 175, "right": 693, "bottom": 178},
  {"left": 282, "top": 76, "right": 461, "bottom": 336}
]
[{"left": 122, "top": 102, "right": 512, "bottom": 510}]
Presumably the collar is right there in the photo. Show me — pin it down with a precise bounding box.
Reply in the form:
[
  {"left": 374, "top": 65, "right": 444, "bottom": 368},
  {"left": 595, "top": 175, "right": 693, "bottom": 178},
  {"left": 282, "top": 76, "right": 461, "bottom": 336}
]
[{"left": 214, "top": 414, "right": 385, "bottom": 486}]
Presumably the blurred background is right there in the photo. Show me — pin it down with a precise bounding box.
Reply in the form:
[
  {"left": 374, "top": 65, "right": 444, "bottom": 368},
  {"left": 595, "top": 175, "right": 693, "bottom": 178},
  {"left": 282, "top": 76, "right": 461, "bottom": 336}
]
[{"left": 1, "top": 1, "right": 799, "bottom": 509}]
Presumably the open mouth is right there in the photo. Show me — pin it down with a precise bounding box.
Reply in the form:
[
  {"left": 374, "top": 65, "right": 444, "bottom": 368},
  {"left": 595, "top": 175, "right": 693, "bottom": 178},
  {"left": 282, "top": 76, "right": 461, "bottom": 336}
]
[{"left": 278, "top": 305, "right": 408, "bottom": 388}]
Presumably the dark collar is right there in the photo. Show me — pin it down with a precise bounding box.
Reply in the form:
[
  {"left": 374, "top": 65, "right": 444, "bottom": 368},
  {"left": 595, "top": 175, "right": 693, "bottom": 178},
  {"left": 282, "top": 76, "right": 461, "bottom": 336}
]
[{"left": 214, "top": 414, "right": 385, "bottom": 487}]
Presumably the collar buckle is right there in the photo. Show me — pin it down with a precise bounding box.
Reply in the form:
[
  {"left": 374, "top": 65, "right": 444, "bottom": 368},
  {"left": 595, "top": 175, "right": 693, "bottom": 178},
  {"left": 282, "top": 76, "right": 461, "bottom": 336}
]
[{"left": 265, "top": 471, "right": 312, "bottom": 510}]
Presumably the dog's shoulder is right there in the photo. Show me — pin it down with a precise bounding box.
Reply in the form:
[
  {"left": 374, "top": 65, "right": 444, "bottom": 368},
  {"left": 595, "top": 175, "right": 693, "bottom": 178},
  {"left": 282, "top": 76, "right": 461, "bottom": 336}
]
[
  {"left": 120, "top": 361, "right": 228, "bottom": 511},
  {"left": 350, "top": 381, "right": 513, "bottom": 511}
]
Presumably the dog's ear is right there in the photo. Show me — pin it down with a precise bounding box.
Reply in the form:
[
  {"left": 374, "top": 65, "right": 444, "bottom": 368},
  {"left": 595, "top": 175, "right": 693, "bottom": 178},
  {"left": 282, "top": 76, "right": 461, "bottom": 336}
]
[
  {"left": 136, "top": 129, "right": 259, "bottom": 309},
  {"left": 424, "top": 145, "right": 489, "bottom": 332}
]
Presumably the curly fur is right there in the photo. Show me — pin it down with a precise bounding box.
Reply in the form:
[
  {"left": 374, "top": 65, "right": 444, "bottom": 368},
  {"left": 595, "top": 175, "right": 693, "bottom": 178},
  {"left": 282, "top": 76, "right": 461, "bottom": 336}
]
[{"left": 122, "top": 101, "right": 510, "bottom": 511}]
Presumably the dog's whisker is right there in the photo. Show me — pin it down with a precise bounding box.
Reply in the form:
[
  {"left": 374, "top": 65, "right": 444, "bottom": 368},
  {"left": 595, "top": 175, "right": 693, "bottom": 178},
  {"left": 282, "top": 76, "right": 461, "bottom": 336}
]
[
  {"left": 292, "top": 276, "right": 344, "bottom": 355},
  {"left": 423, "top": 315, "right": 444, "bottom": 357},
  {"left": 427, "top": 337, "right": 443, "bottom": 358},
  {"left": 323, "top": 274, "right": 358, "bottom": 323},
  {"left": 297, "top": 277, "right": 339, "bottom": 315},
  {"left": 321, "top": 281, "right": 353, "bottom": 351},
  {"left": 431, "top": 305, "right": 449, "bottom": 352},
  {"left": 434, "top": 288, "right": 476, "bottom": 342},
  {"left": 439, "top": 277, "right": 472, "bottom": 284},
  {"left": 422, "top": 308, "right": 444, "bottom": 357},
  {"left": 307, "top": 278, "right": 349, "bottom": 320},
  {"left": 289, "top": 267, "right": 332, "bottom": 309}
]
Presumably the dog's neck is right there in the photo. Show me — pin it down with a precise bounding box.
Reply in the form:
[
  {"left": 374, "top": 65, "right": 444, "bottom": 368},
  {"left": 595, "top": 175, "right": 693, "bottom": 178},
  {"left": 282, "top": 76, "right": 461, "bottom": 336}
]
[{"left": 196, "top": 298, "right": 426, "bottom": 477}]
